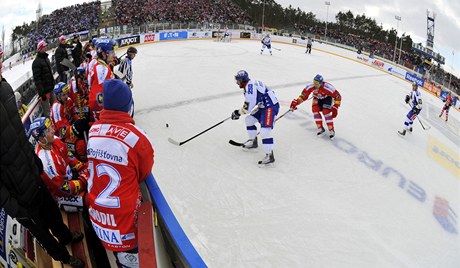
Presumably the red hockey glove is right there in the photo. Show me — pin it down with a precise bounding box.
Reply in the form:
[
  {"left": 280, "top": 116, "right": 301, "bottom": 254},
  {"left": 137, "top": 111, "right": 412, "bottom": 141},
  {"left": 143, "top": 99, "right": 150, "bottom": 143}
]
[
  {"left": 290, "top": 99, "right": 300, "bottom": 111},
  {"left": 331, "top": 105, "right": 339, "bottom": 118}
]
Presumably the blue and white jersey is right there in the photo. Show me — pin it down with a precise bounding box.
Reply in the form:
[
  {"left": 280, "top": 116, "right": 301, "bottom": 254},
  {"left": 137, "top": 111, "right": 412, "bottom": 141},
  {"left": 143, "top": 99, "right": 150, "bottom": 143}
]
[
  {"left": 241, "top": 79, "right": 278, "bottom": 114},
  {"left": 262, "top": 36, "right": 271, "bottom": 46},
  {"left": 410, "top": 89, "right": 423, "bottom": 110}
]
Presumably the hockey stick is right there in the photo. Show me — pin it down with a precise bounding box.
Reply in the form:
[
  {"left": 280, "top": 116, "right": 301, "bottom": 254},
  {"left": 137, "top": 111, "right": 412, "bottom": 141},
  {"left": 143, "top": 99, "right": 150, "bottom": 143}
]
[
  {"left": 229, "top": 109, "right": 292, "bottom": 147},
  {"left": 272, "top": 47, "right": 281, "bottom": 51},
  {"left": 408, "top": 103, "right": 431, "bottom": 130},
  {"left": 168, "top": 116, "right": 232, "bottom": 146},
  {"left": 61, "top": 58, "right": 76, "bottom": 72}
]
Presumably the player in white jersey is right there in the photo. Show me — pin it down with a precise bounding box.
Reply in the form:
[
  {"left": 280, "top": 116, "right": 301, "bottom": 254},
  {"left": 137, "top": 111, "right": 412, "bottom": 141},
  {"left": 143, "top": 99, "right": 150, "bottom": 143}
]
[
  {"left": 223, "top": 28, "right": 231, "bottom": 42},
  {"left": 260, "top": 34, "right": 272, "bottom": 55},
  {"left": 305, "top": 37, "right": 313, "bottom": 54},
  {"left": 231, "top": 70, "right": 280, "bottom": 165},
  {"left": 398, "top": 82, "right": 423, "bottom": 136}
]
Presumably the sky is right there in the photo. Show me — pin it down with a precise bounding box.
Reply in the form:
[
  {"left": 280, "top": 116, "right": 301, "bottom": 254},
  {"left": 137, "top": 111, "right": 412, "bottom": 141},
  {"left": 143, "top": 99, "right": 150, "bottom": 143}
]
[{"left": 0, "top": 0, "right": 458, "bottom": 74}]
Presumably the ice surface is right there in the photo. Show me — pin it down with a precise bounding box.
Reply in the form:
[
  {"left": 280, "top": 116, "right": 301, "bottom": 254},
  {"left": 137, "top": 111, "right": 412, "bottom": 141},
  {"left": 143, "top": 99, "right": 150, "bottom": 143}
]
[
  {"left": 133, "top": 40, "right": 459, "bottom": 268},
  {"left": 8, "top": 39, "right": 458, "bottom": 268}
]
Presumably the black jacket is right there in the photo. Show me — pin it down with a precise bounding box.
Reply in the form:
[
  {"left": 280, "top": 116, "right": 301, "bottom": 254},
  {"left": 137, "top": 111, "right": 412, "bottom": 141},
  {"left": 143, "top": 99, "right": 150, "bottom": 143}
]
[
  {"left": 55, "top": 43, "right": 70, "bottom": 73},
  {"left": 32, "top": 52, "right": 54, "bottom": 97},
  {"left": 72, "top": 40, "right": 83, "bottom": 64},
  {"left": 0, "top": 77, "right": 43, "bottom": 218}
]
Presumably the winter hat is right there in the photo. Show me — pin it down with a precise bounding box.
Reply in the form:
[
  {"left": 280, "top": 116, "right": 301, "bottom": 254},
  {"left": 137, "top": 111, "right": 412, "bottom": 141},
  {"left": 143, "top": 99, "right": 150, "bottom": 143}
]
[
  {"left": 37, "top": 40, "right": 47, "bottom": 51},
  {"left": 59, "top": 35, "right": 66, "bottom": 43},
  {"left": 103, "top": 79, "right": 132, "bottom": 112}
]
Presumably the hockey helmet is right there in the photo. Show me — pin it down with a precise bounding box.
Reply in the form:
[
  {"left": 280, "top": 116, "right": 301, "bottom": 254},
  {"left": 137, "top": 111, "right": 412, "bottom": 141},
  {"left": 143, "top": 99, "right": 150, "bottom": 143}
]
[
  {"left": 127, "top": 46, "right": 138, "bottom": 54},
  {"left": 235, "top": 70, "right": 250, "bottom": 82},
  {"left": 54, "top": 82, "right": 69, "bottom": 96},
  {"left": 76, "top": 67, "right": 86, "bottom": 76},
  {"left": 30, "top": 117, "right": 52, "bottom": 141},
  {"left": 96, "top": 38, "right": 117, "bottom": 56},
  {"left": 411, "top": 82, "right": 418, "bottom": 89},
  {"left": 313, "top": 74, "right": 323, "bottom": 86}
]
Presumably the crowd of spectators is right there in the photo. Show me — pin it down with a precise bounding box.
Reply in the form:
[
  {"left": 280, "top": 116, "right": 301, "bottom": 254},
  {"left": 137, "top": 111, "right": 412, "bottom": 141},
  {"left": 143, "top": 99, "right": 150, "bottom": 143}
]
[
  {"left": 295, "top": 24, "right": 459, "bottom": 94},
  {"left": 21, "top": 2, "right": 100, "bottom": 55},
  {"left": 113, "top": 0, "right": 251, "bottom": 26},
  {"left": 9, "top": 0, "right": 458, "bottom": 95}
]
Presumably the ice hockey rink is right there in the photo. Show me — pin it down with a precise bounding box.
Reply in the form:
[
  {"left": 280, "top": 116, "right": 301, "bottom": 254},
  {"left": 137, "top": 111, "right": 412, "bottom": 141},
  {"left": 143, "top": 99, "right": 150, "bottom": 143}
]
[
  {"left": 128, "top": 39, "right": 459, "bottom": 268},
  {"left": 6, "top": 39, "right": 459, "bottom": 267}
]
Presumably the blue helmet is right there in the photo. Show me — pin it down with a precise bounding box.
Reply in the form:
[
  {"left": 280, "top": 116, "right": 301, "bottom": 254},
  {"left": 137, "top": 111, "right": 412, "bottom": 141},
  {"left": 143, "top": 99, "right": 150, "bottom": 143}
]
[
  {"left": 30, "top": 117, "right": 52, "bottom": 141},
  {"left": 76, "top": 67, "right": 85, "bottom": 76},
  {"left": 235, "top": 70, "right": 249, "bottom": 82},
  {"left": 313, "top": 74, "right": 324, "bottom": 84},
  {"left": 96, "top": 38, "right": 117, "bottom": 56},
  {"left": 54, "top": 82, "right": 69, "bottom": 95}
]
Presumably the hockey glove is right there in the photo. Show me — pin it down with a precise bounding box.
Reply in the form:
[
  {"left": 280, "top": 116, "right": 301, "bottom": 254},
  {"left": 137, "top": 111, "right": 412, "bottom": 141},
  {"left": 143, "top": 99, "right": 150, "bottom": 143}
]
[
  {"left": 331, "top": 105, "right": 339, "bottom": 118},
  {"left": 231, "top": 109, "right": 241, "bottom": 120},
  {"left": 405, "top": 95, "right": 410, "bottom": 104},
  {"left": 290, "top": 99, "right": 299, "bottom": 111}
]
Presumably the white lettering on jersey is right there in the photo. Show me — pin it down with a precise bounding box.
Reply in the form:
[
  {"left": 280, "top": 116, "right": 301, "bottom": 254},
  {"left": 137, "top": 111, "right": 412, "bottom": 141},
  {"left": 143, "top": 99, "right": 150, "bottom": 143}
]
[
  {"left": 89, "top": 207, "right": 117, "bottom": 227},
  {"left": 89, "top": 124, "right": 140, "bottom": 148}
]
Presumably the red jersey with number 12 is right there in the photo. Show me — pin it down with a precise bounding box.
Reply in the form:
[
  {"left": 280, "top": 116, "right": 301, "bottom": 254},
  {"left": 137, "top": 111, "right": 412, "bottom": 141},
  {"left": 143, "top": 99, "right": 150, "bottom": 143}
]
[{"left": 85, "top": 110, "right": 154, "bottom": 251}]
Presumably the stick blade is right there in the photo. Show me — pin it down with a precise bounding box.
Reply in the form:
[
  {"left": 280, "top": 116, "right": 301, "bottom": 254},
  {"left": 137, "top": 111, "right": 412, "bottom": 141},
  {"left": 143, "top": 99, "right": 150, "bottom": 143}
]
[
  {"left": 229, "top": 140, "right": 244, "bottom": 147},
  {"left": 168, "top": 137, "right": 181, "bottom": 146}
]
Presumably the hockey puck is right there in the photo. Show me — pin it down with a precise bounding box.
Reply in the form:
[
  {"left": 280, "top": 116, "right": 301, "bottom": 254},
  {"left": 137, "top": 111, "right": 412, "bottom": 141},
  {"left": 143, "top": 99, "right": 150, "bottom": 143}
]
[{"left": 166, "top": 123, "right": 169, "bottom": 128}]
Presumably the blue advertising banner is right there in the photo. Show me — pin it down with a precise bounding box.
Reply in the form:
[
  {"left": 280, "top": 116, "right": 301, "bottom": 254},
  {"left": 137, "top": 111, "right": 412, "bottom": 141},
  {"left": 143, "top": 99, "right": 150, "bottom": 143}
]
[
  {"left": 440, "top": 90, "right": 448, "bottom": 101},
  {"left": 159, "top": 31, "right": 188, "bottom": 41},
  {"left": 405, "top": 72, "right": 425, "bottom": 87}
]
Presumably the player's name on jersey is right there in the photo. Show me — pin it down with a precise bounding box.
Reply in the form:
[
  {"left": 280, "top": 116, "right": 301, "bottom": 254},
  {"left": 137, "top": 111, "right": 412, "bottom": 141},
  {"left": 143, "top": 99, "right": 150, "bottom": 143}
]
[{"left": 89, "top": 207, "right": 117, "bottom": 227}]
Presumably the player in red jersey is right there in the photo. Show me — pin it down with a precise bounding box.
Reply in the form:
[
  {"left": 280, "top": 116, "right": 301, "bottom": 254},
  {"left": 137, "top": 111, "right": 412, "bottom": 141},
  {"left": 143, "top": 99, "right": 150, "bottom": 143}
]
[
  {"left": 439, "top": 91, "right": 454, "bottom": 122},
  {"left": 69, "top": 67, "right": 90, "bottom": 120},
  {"left": 50, "top": 82, "right": 74, "bottom": 139},
  {"left": 290, "top": 74, "right": 342, "bottom": 140},
  {"left": 86, "top": 79, "right": 154, "bottom": 267},
  {"left": 30, "top": 117, "right": 88, "bottom": 212},
  {"left": 88, "top": 38, "right": 116, "bottom": 121}
]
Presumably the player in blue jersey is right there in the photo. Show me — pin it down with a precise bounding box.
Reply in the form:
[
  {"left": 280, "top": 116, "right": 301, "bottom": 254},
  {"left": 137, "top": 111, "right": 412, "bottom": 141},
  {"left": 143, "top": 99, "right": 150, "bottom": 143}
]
[
  {"left": 231, "top": 70, "right": 280, "bottom": 165},
  {"left": 398, "top": 82, "right": 423, "bottom": 136},
  {"left": 260, "top": 34, "right": 272, "bottom": 55}
]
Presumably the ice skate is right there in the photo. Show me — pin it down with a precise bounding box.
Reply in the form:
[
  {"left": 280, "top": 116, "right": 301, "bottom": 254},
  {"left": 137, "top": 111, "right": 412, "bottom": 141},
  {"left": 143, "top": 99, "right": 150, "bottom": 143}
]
[
  {"left": 242, "top": 137, "right": 258, "bottom": 151},
  {"left": 409, "top": 127, "right": 413, "bottom": 133},
  {"left": 329, "top": 130, "right": 335, "bottom": 140},
  {"left": 398, "top": 129, "right": 406, "bottom": 136},
  {"left": 258, "top": 151, "right": 275, "bottom": 167},
  {"left": 317, "top": 127, "right": 326, "bottom": 136}
]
